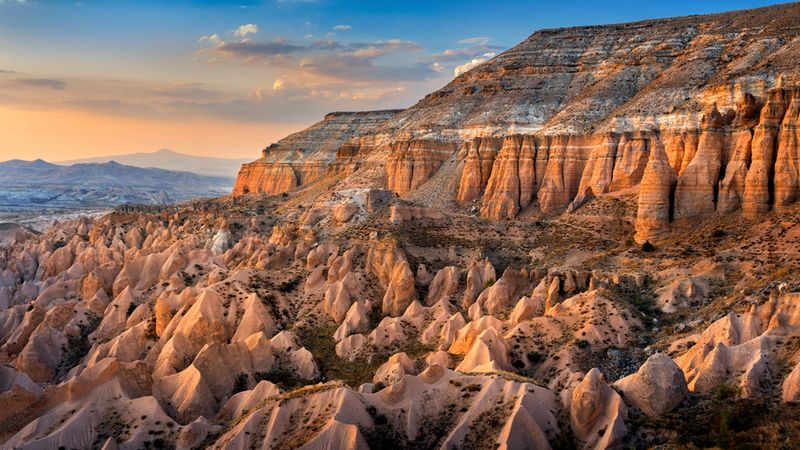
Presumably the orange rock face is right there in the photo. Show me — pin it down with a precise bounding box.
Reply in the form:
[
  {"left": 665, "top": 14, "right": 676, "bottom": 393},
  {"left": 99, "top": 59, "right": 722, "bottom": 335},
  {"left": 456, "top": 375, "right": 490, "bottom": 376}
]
[
  {"left": 479, "top": 136, "right": 536, "bottom": 219},
  {"left": 634, "top": 140, "right": 677, "bottom": 243},
  {"left": 386, "top": 140, "right": 456, "bottom": 195},
  {"left": 377, "top": 88, "right": 800, "bottom": 241},
  {"left": 456, "top": 138, "right": 502, "bottom": 203},
  {"left": 232, "top": 162, "right": 299, "bottom": 196},
  {"left": 232, "top": 110, "right": 400, "bottom": 196}
]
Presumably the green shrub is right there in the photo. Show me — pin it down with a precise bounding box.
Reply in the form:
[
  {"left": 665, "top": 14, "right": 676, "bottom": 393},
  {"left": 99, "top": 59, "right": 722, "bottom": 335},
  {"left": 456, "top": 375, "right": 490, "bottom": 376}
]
[
  {"left": 641, "top": 241, "right": 656, "bottom": 252},
  {"left": 527, "top": 351, "right": 544, "bottom": 363},
  {"left": 232, "top": 373, "right": 249, "bottom": 394},
  {"left": 713, "top": 383, "right": 738, "bottom": 401}
]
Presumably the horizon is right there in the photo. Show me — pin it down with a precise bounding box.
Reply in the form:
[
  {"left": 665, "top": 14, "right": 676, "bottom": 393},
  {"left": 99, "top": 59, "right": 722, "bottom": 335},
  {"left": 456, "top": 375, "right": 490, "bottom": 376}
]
[
  {"left": 0, "top": 147, "right": 249, "bottom": 165},
  {"left": 0, "top": 0, "right": 788, "bottom": 161}
]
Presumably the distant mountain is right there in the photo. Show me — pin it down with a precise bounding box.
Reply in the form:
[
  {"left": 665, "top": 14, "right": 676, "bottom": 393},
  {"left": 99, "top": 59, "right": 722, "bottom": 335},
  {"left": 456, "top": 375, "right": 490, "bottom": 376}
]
[
  {"left": 0, "top": 159, "right": 234, "bottom": 218},
  {"left": 58, "top": 149, "right": 250, "bottom": 178},
  {"left": 0, "top": 159, "right": 233, "bottom": 188}
]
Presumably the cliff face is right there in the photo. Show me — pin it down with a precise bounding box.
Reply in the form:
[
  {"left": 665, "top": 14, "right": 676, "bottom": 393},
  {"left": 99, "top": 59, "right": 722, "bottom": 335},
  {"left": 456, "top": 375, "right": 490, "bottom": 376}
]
[
  {"left": 232, "top": 110, "right": 401, "bottom": 195},
  {"left": 234, "top": 3, "right": 800, "bottom": 243},
  {"left": 375, "top": 3, "right": 800, "bottom": 241},
  {"left": 378, "top": 3, "right": 800, "bottom": 139}
]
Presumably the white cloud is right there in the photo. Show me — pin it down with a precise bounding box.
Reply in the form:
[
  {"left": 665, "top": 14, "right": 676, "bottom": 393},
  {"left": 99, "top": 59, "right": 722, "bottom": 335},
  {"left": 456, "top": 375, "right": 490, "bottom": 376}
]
[
  {"left": 333, "top": 24, "right": 352, "bottom": 31},
  {"left": 458, "top": 36, "right": 490, "bottom": 45},
  {"left": 431, "top": 62, "right": 446, "bottom": 73},
  {"left": 196, "top": 34, "right": 431, "bottom": 82},
  {"left": 198, "top": 34, "right": 222, "bottom": 45},
  {"left": 454, "top": 52, "right": 496, "bottom": 76},
  {"left": 272, "top": 78, "right": 286, "bottom": 90},
  {"left": 234, "top": 24, "right": 259, "bottom": 38}
]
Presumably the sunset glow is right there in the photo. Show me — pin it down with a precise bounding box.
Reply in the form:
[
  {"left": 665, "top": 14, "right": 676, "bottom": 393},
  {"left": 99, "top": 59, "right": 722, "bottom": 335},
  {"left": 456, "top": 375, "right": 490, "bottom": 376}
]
[{"left": 0, "top": 0, "right": 781, "bottom": 160}]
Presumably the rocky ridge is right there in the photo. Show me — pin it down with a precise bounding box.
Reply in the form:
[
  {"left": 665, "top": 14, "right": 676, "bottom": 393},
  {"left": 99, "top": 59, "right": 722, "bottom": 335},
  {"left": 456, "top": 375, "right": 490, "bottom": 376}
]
[
  {"left": 234, "top": 3, "right": 800, "bottom": 244},
  {"left": 232, "top": 110, "right": 401, "bottom": 196}
]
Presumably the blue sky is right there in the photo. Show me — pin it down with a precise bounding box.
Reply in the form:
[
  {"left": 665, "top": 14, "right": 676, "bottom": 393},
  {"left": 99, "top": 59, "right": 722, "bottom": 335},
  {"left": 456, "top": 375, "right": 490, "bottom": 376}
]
[{"left": 0, "top": 0, "right": 788, "bottom": 159}]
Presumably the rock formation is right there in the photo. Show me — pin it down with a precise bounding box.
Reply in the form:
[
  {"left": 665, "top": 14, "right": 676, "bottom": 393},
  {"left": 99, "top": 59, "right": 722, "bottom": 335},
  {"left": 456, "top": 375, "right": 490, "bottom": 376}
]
[
  {"left": 613, "top": 353, "right": 688, "bottom": 417},
  {"left": 233, "top": 110, "right": 401, "bottom": 195},
  {"left": 7, "top": 3, "right": 800, "bottom": 449},
  {"left": 570, "top": 368, "right": 628, "bottom": 450}
]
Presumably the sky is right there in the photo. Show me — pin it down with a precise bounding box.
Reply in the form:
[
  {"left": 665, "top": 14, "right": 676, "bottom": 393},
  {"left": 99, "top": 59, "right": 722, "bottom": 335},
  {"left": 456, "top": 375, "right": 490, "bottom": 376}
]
[{"left": 0, "top": 0, "right": 788, "bottom": 161}]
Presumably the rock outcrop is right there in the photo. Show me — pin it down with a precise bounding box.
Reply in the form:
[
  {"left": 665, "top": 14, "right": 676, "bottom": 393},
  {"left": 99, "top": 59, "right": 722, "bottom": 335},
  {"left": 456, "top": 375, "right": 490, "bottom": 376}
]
[
  {"left": 233, "top": 110, "right": 401, "bottom": 195},
  {"left": 570, "top": 368, "right": 627, "bottom": 450},
  {"left": 673, "top": 292, "right": 800, "bottom": 397},
  {"left": 613, "top": 353, "right": 688, "bottom": 417}
]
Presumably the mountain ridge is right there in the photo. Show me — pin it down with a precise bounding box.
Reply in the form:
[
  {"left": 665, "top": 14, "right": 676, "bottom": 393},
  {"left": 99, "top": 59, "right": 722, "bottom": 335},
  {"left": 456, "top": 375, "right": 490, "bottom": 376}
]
[
  {"left": 233, "top": 1, "right": 800, "bottom": 244},
  {"left": 58, "top": 148, "right": 250, "bottom": 178}
]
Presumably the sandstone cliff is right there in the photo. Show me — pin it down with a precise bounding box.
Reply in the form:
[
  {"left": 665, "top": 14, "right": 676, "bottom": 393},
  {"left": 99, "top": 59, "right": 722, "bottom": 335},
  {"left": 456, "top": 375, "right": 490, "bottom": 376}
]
[
  {"left": 232, "top": 110, "right": 401, "bottom": 195},
  {"left": 232, "top": 3, "right": 800, "bottom": 245},
  {"left": 373, "top": 2, "right": 800, "bottom": 238}
]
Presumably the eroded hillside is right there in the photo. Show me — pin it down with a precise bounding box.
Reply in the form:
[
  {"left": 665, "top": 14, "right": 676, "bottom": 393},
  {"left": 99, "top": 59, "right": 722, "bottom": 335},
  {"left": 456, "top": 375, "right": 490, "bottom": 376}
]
[{"left": 5, "top": 3, "right": 800, "bottom": 450}]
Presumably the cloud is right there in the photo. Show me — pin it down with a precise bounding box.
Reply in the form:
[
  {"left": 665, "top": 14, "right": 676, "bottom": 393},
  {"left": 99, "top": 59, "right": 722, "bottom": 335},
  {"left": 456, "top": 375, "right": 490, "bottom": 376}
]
[
  {"left": 458, "top": 37, "right": 490, "bottom": 45},
  {"left": 424, "top": 41, "right": 505, "bottom": 77},
  {"left": 454, "top": 52, "right": 496, "bottom": 76},
  {"left": 17, "top": 78, "right": 66, "bottom": 90},
  {"left": 333, "top": 24, "right": 352, "bottom": 31},
  {"left": 63, "top": 98, "right": 156, "bottom": 116},
  {"left": 426, "top": 43, "right": 503, "bottom": 64},
  {"left": 197, "top": 34, "right": 431, "bottom": 82},
  {"left": 149, "top": 82, "right": 222, "bottom": 100},
  {"left": 198, "top": 34, "right": 222, "bottom": 45},
  {"left": 234, "top": 24, "right": 259, "bottom": 38},
  {"left": 0, "top": 69, "right": 17, "bottom": 74}
]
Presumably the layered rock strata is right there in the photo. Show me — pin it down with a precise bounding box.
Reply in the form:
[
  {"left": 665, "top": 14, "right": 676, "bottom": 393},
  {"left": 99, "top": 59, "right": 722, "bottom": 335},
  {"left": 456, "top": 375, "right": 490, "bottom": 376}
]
[
  {"left": 232, "top": 110, "right": 400, "bottom": 195},
  {"left": 381, "top": 88, "right": 800, "bottom": 241}
]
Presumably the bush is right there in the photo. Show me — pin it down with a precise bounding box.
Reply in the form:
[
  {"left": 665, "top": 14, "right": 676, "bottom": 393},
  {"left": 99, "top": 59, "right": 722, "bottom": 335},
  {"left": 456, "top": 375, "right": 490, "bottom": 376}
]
[
  {"left": 641, "top": 241, "right": 656, "bottom": 252},
  {"left": 713, "top": 383, "right": 738, "bottom": 401},
  {"left": 484, "top": 279, "right": 496, "bottom": 288},
  {"left": 527, "top": 351, "right": 544, "bottom": 363},
  {"left": 277, "top": 276, "right": 301, "bottom": 293},
  {"left": 232, "top": 373, "right": 249, "bottom": 394},
  {"left": 575, "top": 339, "right": 590, "bottom": 349}
]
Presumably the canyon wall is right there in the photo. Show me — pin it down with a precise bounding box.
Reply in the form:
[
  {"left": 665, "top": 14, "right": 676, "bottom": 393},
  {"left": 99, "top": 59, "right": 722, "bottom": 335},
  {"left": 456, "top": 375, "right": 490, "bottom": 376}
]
[
  {"left": 232, "top": 3, "right": 800, "bottom": 243},
  {"left": 380, "top": 88, "right": 800, "bottom": 242},
  {"left": 232, "top": 110, "right": 401, "bottom": 195},
  {"left": 373, "top": 3, "right": 800, "bottom": 241}
]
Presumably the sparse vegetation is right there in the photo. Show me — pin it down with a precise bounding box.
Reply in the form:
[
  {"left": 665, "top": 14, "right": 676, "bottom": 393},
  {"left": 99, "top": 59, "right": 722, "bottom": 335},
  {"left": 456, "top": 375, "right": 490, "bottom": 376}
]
[{"left": 232, "top": 373, "right": 249, "bottom": 394}]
